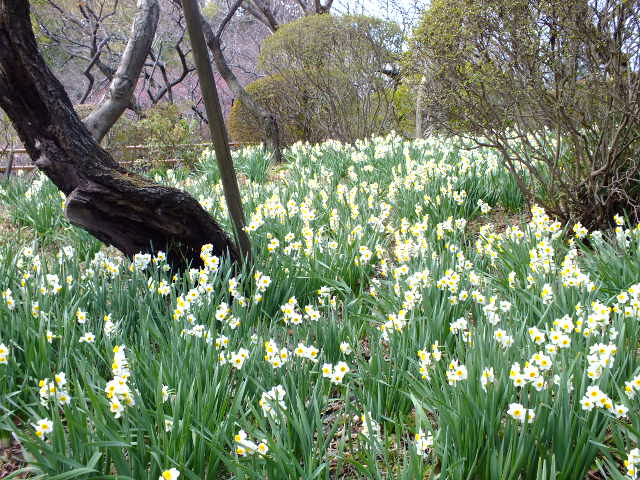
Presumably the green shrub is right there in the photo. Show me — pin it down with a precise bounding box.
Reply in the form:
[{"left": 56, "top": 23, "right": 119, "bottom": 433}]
[
  {"left": 105, "top": 103, "right": 202, "bottom": 168},
  {"left": 408, "top": 0, "right": 640, "bottom": 228},
  {"left": 254, "top": 14, "right": 403, "bottom": 143},
  {"left": 227, "top": 74, "right": 307, "bottom": 145}
]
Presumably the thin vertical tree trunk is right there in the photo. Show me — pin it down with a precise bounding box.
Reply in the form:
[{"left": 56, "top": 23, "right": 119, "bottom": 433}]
[
  {"left": 200, "top": 17, "right": 284, "bottom": 163},
  {"left": 180, "top": 0, "right": 251, "bottom": 261},
  {"left": 415, "top": 76, "right": 426, "bottom": 139},
  {"left": 3, "top": 149, "right": 13, "bottom": 181}
]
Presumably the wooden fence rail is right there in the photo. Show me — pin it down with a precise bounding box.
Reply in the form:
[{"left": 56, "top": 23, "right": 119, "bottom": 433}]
[
  {"left": 0, "top": 142, "right": 245, "bottom": 173},
  {"left": 0, "top": 158, "right": 186, "bottom": 173}
]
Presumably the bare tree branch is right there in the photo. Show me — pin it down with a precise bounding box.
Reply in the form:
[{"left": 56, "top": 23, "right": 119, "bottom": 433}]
[
  {"left": 243, "top": 0, "right": 279, "bottom": 32},
  {"left": 79, "top": 34, "right": 112, "bottom": 103},
  {"left": 217, "top": 0, "right": 244, "bottom": 37}
]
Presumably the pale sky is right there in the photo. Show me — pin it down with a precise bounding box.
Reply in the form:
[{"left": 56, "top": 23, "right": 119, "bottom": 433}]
[{"left": 333, "top": 0, "right": 427, "bottom": 29}]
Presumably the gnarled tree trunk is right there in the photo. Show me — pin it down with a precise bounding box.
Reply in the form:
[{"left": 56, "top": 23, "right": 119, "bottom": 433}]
[{"left": 0, "top": 0, "right": 238, "bottom": 269}]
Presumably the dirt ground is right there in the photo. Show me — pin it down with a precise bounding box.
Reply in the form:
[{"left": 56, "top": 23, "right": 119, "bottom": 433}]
[{"left": 0, "top": 438, "right": 25, "bottom": 478}]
